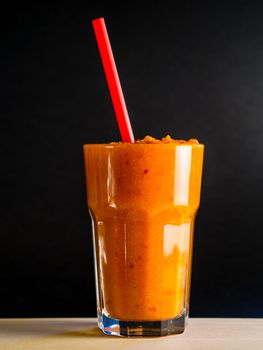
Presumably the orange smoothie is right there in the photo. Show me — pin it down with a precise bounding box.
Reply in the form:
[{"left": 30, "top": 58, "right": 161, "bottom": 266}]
[{"left": 84, "top": 136, "right": 204, "bottom": 321}]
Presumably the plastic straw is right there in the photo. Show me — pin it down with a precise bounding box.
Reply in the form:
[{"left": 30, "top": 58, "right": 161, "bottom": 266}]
[{"left": 92, "top": 18, "right": 135, "bottom": 143}]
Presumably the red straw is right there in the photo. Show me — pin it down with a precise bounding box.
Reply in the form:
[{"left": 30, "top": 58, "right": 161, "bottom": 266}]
[{"left": 92, "top": 18, "right": 134, "bottom": 143}]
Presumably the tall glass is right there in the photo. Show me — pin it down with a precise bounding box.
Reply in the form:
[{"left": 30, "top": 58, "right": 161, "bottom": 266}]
[{"left": 83, "top": 142, "right": 204, "bottom": 336}]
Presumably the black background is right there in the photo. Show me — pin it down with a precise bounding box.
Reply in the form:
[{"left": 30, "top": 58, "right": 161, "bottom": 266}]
[{"left": 1, "top": 2, "right": 263, "bottom": 318}]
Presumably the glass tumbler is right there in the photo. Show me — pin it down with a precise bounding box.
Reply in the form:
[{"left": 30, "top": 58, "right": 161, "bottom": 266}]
[{"left": 83, "top": 142, "right": 204, "bottom": 336}]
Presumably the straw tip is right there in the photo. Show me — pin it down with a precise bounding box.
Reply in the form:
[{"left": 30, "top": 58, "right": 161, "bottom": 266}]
[{"left": 92, "top": 17, "right": 105, "bottom": 25}]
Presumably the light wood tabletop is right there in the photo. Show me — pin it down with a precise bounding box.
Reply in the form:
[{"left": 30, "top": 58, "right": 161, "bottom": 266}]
[{"left": 0, "top": 318, "right": 262, "bottom": 350}]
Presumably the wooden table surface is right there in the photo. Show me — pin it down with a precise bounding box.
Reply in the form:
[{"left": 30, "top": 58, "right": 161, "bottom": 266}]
[{"left": 0, "top": 318, "right": 262, "bottom": 350}]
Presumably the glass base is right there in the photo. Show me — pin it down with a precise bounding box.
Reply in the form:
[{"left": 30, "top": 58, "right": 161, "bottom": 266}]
[{"left": 98, "top": 311, "right": 186, "bottom": 337}]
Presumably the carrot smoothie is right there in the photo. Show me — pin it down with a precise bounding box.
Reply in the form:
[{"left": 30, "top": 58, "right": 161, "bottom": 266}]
[{"left": 84, "top": 135, "right": 204, "bottom": 333}]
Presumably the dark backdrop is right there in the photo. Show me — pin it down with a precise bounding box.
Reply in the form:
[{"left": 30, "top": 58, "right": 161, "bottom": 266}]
[{"left": 1, "top": 2, "right": 263, "bottom": 317}]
